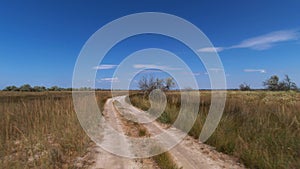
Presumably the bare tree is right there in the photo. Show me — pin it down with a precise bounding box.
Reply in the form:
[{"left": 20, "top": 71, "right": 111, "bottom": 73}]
[
  {"left": 164, "top": 77, "right": 175, "bottom": 90},
  {"left": 138, "top": 75, "right": 157, "bottom": 94},
  {"left": 239, "top": 83, "right": 251, "bottom": 91},
  {"left": 263, "top": 75, "right": 279, "bottom": 91},
  {"left": 138, "top": 76, "right": 149, "bottom": 91},
  {"left": 138, "top": 76, "right": 175, "bottom": 94},
  {"left": 281, "top": 75, "right": 297, "bottom": 90},
  {"left": 263, "top": 75, "right": 298, "bottom": 91}
]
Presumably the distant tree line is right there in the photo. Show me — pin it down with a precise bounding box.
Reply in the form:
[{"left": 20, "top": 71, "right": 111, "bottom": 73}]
[
  {"left": 2, "top": 74, "right": 298, "bottom": 92},
  {"left": 2, "top": 84, "right": 95, "bottom": 92},
  {"left": 240, "top": 75, "right": 298, "bottom": 91}
]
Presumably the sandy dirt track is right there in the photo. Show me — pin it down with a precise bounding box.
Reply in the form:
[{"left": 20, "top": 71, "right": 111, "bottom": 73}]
[{"left": 90, "top": 96, "right": 245, "bottom": 169}]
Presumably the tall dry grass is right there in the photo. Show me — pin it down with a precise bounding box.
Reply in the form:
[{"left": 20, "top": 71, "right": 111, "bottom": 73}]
[
  {"left": 0, "top": 91, "right": 112, "bottom": 168},
  {"left": 129, "top": 91, "right": 300, "bottom": 169}
]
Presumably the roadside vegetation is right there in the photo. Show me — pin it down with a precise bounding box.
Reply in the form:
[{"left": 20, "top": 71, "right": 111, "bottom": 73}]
[
  {"left": 129, "top": 74, "right": 300, "bottom": 169},
  {"left": 0, "top": 91, "right": 112, "bottom": 168},
  {"left": 1, "top": 74, "right": 298, "bottom": 169},
  {"left": 152, "top": 149, "right": 180, "bottom": 169},
  {"left": 129, "top": 91, "right": 300, "bottom": 169}
]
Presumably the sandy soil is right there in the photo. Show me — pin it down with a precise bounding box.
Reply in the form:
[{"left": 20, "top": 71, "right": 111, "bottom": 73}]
[
  {"left": 89, "top": 96, "right": 246, "bottom": 169},
  {"left": 89, "top": 99, "right": 157, "bottom": 169}
]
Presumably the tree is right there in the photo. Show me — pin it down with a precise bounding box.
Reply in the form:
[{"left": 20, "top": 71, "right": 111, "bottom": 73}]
[
  {"left": 138, "top": 76, "right": 175, "bottom": 94},
  {"left": 155, "top": 78, "right": 165, "bottom": 89},
  {"left": 239, "top": 83, "right": 251, "bottom": 91},
  {"left": 48, "top": 86, "right": 61, "bottom": 91},
  {"left": 164, "top": 77, "right": 175, "bottom": 90},
  {"left": 78, "top": 87, "right": 93, "bottom": 91},
  {"left": 2, "top": 85, "right": 75, "bottom": 92},
  {"left": 19, "top": 84, "right": 32, "bottom": 92},
  {"left": 263, "top": 75, "right": 298, "bottom": 91},
  {"left": 33, "top": 86, "right": 46, "bottom": 92},
  {"left": 138, "top": 76, "right": 150, "bottom": 92},
  {"left": 263, "top": 75, "right": 279, "bottom": 91},
  {"left": 280, "top": 75, "right": 297, "bottom": 91},
  {"left": 3, "top": 85, "right": 18, "bottom": 91}
]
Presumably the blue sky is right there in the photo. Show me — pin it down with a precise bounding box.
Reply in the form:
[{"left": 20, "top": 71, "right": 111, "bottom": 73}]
[{"left": 1, "top": 0, "right": 300, "bottom": 89}]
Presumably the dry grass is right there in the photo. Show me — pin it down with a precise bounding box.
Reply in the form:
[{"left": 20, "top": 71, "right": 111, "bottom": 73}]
[
  {"left": 2, "top": 90, "right": 299, "bottom": 168},
  {"left": 0, "top": 91, "right": 114, "bottom": 168},
  {"left": 129, "top": 91, "right": 300, "bottom": 169},
  {"left": 151, "top": 146, "right": 180, "bottom": 169}
]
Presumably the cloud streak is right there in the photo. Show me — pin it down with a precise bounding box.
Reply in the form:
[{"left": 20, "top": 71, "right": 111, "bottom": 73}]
[
  {"left": 93, "top": 64, "right": 117, "bottom": 70},
  {"left": 181, "top": 72, "right": 201, "bottom": 76},
  {"left": 231, "top": 30, "right": 299, "bottom": 50},
  {"left": 197, "top": 47, "right": 224, "bottom": 52},
  {"left": 139, "top": 69, "right": 164, "bottom": 73},
  {"left": 244, "top": 69, "right": 266, "bottom": 73},
  {"left": 198, "top": 29, "right": 299, "bottom": 52},
  {"left": 98, "top": 77, "right": 119, "bottom": 83},
  {"left": 133, "top": 64, "right": 182, "bottom": 70}
]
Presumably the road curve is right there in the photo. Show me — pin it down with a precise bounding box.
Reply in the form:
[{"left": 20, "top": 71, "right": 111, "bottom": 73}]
[{"left": 90, "top": 96, "right": 245, "bottom": 169}]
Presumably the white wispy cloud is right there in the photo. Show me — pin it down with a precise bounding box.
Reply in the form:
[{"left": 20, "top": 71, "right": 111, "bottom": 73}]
[
  {"left": 244, "top": 69, "right": 266, "bottom": 73},
  {"left": 133, "top": 64, "right": 182, "bottom": 70},
  {"left": 139, "top": 69, "right": 164, "bottom": 73},
  {"left": 93, "top": 64, "right": 117, "bottom": 70},
  {"left": 197, "top": 47, "right": 224, "bottom": 52},
  {"left": 231, "top": 30, "right": 299, "bottom": 50},
  {"left": 181, "top": 72, "right": 201, "bottom": 76},
  {"left": 98, "top": 77, "right": 119, "bottom": 83},
  {"left": 208, "top": 68, "right": 224, "bottom": 72},
  {"left": 198, "top": 29, "right": 299, "bottom": 52},
  {"left": 193, "top": 72, "right": 201, "bottom": 76},
  {"left": 204, "top": 71, "right": 229, "bottom": 77}
]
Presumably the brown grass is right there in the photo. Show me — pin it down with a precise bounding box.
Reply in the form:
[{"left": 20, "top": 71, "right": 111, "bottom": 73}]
[
  {"left": 151, "top": 146, "right": 180, "bottom": 169},
  {"left": 0, "top": 91, "right": 114, "bottom": 168},
  {"left": 129, "top": 91, "right": 300, "bottom": 169}
]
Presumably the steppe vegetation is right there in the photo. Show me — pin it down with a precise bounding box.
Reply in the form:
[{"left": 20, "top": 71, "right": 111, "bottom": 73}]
[
  {"left": 0, "top": 91, "right": 112, "bottom": 168},
  {"left": 1, "top": 74, "right": 299, "bottom": 169},
  {"left": 129, "top": 91, "right": 300, "bottom": 169}
]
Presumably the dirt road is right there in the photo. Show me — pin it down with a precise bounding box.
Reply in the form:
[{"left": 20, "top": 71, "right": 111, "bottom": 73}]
[
  {"left": 89, "top": 98, "right": 151, "bottom": 169},
  {"left": 90, "top": 96, "right": 245, "bottom": 169}
]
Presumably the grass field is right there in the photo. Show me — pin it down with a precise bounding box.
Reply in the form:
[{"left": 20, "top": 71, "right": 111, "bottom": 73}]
[
  {"left": 1, "top": 90, "right": 299, "bottom": 169},
  {"left": 129, "top": 91, "right": 300, "bottom": 169},
  {"left": 0, "top": 91, "right": 114, "bottom": 168}
]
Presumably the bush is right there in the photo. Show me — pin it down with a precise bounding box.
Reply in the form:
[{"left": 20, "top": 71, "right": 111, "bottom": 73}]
[{"left": 239, "top": 83, "right": 251, "bottom": 91}]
